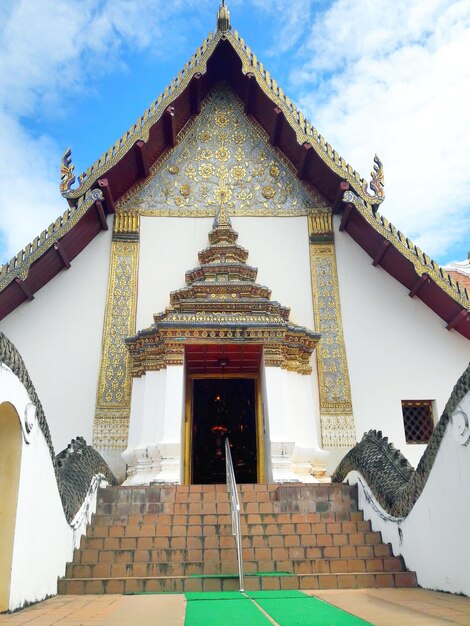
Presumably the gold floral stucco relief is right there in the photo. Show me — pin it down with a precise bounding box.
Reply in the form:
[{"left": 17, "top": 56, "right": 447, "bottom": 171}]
[
  {"left": 308, "top": 218, "right": 356, "bottom": 448},
  {"left": 93, "top": 233, "right": 139, "bottom": 451},
  {"left": 117, "top": 84, "right": 329, "bottom": 217}
]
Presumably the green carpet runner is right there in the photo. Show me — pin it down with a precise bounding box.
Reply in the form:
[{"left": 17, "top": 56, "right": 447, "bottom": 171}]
[{"left": 184, "top": 590, "right": 373, "bottom": 625}]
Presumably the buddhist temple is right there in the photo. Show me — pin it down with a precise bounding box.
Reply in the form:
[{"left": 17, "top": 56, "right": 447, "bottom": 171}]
[{"left": 1, "top": 2, "right": 469, "bottom": 613}]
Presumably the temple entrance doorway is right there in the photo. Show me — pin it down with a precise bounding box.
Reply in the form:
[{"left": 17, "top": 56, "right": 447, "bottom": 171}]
[
  {"left": 192, "top": 378, "right": 257, "bottom": 484},
  {"left": 184, "top": 344, "right": 265, "bottom": 484}
]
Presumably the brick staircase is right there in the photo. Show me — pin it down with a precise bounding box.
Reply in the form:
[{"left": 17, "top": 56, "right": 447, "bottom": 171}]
[{"left": 58, "top": 484, "right": 416, "bottom": 594}]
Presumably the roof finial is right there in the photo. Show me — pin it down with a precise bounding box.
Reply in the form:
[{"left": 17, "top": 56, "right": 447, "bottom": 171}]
[
  {"left": 60, "top": 147, "right": 76, "bottom": 194},
  {"left": 217, "top": 1, "right": 231, "bottom": 32}
]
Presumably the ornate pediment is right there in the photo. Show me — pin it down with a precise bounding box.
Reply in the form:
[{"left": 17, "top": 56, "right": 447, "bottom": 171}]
[{"left": 119, "top": 84, "right": 328, "bottom": 217}]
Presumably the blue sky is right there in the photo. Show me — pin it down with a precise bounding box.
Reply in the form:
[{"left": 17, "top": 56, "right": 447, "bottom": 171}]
[{"left": 0, "top": 0, "right": 469, "bottom": 266}]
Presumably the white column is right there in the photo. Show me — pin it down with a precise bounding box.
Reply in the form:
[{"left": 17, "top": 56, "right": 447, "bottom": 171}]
[
  {"left": 264, "top": 367, "right": 296, "bottom": 481},
  {"left": 285, "top": 371, "right": 329, "bottom": 481},
  {"left": 122, "top": 370, "right": 168, "bottom": 485},
  {"left": 264, "top": 367, "right": 328, "bottom": 483},
  {"left": 154, "top": 365, "right": 185, "bottom": 483}
]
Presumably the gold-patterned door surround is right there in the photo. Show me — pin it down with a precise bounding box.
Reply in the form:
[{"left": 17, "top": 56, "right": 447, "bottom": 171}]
[
  {"left": 308, "top": 212, "right": 356, "bottom": 447},
  {"left": 92, "top": 213, "right": 139, "bottom": 452},
  {"left": 93, "top": 84, "right": 355, "bottom": 454}
]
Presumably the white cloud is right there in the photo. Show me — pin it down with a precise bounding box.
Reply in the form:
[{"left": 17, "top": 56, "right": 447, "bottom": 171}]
[
  {"left": 0, "top": 0, "right": 214, "bottom": 264},
  {"left": 1, "top": 0, "right": 469, "bottom": 266},
  {"left": 290, "top": 0, "right": 470, "bottom": 261},
  {"left": 251, "top": 0, "right": 314, "bottom": 55},
  {"left": 0, "top": 111, "right": 64, "bottom": 265}
]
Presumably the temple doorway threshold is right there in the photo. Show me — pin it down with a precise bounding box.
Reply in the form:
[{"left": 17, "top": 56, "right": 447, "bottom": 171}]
[
  {"left": 190, "top": 377, "right": 258, "bottom": 484},
  {"left": 184, "top": 344, "right": 265, "bottom": 485}
]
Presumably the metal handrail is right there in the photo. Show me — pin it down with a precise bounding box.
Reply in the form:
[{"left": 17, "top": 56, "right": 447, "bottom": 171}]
[{"left": 225, "top": 438, "right": 244, "bottom": 592}]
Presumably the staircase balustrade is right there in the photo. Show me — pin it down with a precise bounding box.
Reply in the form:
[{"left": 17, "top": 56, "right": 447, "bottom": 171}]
[{"left": 225, "top": 437, "right": 244, "bottom": 592}]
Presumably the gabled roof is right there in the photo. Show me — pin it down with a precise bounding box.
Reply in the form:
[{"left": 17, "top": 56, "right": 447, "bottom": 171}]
[{"left": 0, "top": 5, "right": 469, "bottom": 338}]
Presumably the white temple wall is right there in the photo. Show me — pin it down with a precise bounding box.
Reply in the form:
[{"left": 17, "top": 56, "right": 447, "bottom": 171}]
[
  {"left": 1, "top": 365, "right": 103, "bottom": 611},
  {"left": 233, "top": 217, "right": 314, "bottom": 330},
  {"left": 346, "top": 389, "right": 470, "bottom": 595},
  {"left": 137, "top": 217, "right": 211, "bottom": 330},
  {"left": 334, "top": 215, "right": 470, "bottom": 467},
  {"left": 137, "top": 216, "right": 314, "bottom": 331},
  {"left": 0, "top": 222, "right": 113, "bottom": 455}
]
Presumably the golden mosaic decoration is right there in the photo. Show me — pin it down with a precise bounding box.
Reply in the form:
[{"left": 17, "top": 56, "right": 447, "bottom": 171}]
[
  {"left": 92, "top": 220, "right": 139, "bottom": 451},
  {"left": 117, "top": 85, "right": 325, "bottom": 218},
  {"left": 308, "top": 214, "right": 356, "bottom": 447}
]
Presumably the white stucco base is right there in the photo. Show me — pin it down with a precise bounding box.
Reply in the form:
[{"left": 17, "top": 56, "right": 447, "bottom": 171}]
[
  {"left": 123, "top": 361, "right": 328, "bottom": 485},
  {"left": 0, "top": 365, "right": 107, "bottom": 612},
  {"left": 263, "top": 367, "right": 328, "bottom": 482},
  {"left": 344, "top": 390, "right": 470, "bottom": 596},
  {"left": 122, "top": 366, "right": 185, "bottom": 485}
]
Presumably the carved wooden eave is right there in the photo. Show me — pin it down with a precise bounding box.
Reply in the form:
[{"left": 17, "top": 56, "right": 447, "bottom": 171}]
[
  {"left": 0, "top": 7, "right": 468, "bottom": 339},
  {"left": 126, "top": 207, "right": 320, "bottom": 376}
]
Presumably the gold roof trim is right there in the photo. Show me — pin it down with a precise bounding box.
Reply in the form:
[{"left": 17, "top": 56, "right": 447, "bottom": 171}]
[
  {"left": 229, "top": 29, "right": 384, "bottom": 207},
  {"left": 343, "top": 190, "right": 470, "bottom": 310},
  {"left": 217, "top": 1, "right": 231, "bottom": 32},
  {"left": 0, "top": 188, "right": 104, "bottom": 291},
  {"left": 62, "top": 25, "right": 383, "bottom": 209},
  {"left": 62, "top": 30, "right": 221, "bottom": 201}
]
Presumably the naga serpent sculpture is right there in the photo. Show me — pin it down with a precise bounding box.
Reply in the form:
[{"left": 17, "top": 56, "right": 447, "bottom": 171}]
[
  {"left": 333, "top": 362, "right": 470, "bottom": 518},
  {"left": 0, "top": 332, "right": 116, "bottom": 522}
]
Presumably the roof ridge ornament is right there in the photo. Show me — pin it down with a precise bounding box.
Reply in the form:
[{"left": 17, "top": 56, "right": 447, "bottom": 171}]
[
  {"left": 363, "top": 154, "right": 385, "bottom": 201},
  {"left": 60, "top": 147, "right": 76, "bottom": 195},
  {"left": 217, "top": 1, "right": 231, "bottom": 32}
]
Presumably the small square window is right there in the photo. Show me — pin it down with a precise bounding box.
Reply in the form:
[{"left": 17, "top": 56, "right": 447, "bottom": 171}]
[{"left": 401, "top": 400, "right": 434, "bottom": 443}]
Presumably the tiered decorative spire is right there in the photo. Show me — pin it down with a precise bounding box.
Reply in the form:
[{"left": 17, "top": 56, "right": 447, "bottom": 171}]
[
  {"left": 161, "top": 202, "right": 287, "bottom": 318},
  {"left": 126, "top": 206, "right": 320, "bottom": 376}
]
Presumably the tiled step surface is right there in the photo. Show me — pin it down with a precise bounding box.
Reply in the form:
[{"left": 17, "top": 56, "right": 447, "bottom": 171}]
[
  {"left": 59, "top": 484, "right": 417, "bottom": 593},
  {"left": 65, "top": 555, "right": 405, "bottom": 577},
  {"left": 57, "top": 571, "right": 416, "bottom": 594}
]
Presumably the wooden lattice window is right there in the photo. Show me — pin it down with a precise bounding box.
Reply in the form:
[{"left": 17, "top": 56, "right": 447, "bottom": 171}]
[{"left": 401, "top": 400, "right": 434, "bottom": 443}]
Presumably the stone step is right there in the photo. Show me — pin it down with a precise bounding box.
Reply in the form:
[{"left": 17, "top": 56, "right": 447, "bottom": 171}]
[
  {"left": 89, "top": 513, "right": 370, "bottom": 530},
  {"left": 85, "top": 523, "right": 380, "bottom": 544},
  {"left": 60, "top": 483, "right": 417, "bottom": 593},
  {"left": 96, "top": 485, "right": 355, "bottom": 507},
  {"left": 66, "top": 555, "right": 404, "bottom": 579},
  {"left": 58, "top": 570, "right": 417, "bottom": 595},
  {"left": 76, "top": 541, "right": 392, "bottom": 561},
  {"left": 96, "top": 502, "right": 358, "bottom": 517},
  {"left": 79, "top": 532, "right": 384, "bottom": 552},
  {"left": 87, "top": 515, "right": 371, "bottom": 537},
  {"left": 96, "top": 483, "right": 350, "bottom": 500}
]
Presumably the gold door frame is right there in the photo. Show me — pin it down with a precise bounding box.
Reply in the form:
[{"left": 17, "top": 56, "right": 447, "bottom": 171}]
[{"left": 184, "top": 373, "right": 265, "bottom": 484}]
